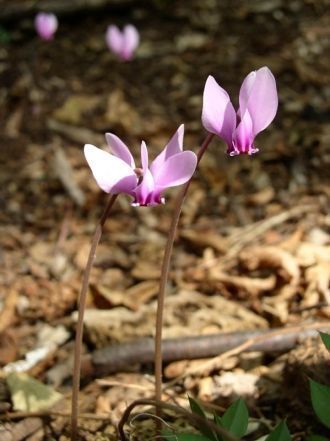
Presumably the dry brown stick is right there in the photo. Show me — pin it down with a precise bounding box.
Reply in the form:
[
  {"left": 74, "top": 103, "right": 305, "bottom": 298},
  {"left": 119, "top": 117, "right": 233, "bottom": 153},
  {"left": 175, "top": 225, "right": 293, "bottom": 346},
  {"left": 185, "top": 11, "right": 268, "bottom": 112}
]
[
  {"left": 83, "top": 322, "right": 330, "bottom": 377},
  {"left": 169, "top": 321, "right": 330, "bottom": 383}
]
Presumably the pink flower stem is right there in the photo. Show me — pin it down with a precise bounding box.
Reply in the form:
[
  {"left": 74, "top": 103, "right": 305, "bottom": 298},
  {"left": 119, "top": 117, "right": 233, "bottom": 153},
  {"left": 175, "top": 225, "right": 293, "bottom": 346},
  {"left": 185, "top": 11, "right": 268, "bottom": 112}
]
[
  {"left": 71, "top": 194, "right": 118, "bottom": 441},
  {"left": 154, "top": 133, "right": 214, "bottom": 425}
]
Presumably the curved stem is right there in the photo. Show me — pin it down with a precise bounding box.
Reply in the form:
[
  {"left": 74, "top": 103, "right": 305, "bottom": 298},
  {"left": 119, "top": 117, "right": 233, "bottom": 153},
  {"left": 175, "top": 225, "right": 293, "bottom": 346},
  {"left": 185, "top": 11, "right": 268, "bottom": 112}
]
[
  {"left": 154, "top": 134, "right": 214, "bottom": 418},
  {"left": 117, "top": 398, "right": 239, "bottom": 441},
  {"left": 71, "top": 194, "right": 118, "bottom": 441}
]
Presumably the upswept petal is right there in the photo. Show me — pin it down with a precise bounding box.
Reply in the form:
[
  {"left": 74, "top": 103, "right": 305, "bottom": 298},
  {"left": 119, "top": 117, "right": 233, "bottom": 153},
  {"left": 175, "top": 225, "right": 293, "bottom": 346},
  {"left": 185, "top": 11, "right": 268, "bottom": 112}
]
[
  {"left": 202, "top": 75, "right": 236, "bottom": 145},
  {"left": 105, "top": 133, "right": 135, "bottom": 168},
  {"left": 232, "top": 110, "right": 254, "bottom": 155},
  {"left": 106, "top": 25, "right": 122, "bottom": 54},
  {"left": 238, "top": 70, "right": 257, "bottom": 116},
  {"left": 239, "top": 67, "right": 278, "bottom": 136},
  {"left": 153, "top": 151, "right": 197, "bottom": 188},
  {"left": 140, "top": 141, "right": 149, "bottom": 172},
  {"left": 122, "top": 25, "right": 139, "bottom": 59},
  {"left": 133, "top": 169, "right": 155, "bottom": 205},
  {"left": 150, "top": 124, "right": 184, "bottom": 176},
  {"left": 84, "top": 144, "right": 137, "bottom": 194}
]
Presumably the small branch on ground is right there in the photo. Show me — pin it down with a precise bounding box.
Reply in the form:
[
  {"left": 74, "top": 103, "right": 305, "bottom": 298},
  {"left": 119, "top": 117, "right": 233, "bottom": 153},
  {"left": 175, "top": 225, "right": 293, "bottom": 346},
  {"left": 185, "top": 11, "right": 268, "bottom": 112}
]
[{"left": 82, "top": 322, "right": 330, "bottom": 377}]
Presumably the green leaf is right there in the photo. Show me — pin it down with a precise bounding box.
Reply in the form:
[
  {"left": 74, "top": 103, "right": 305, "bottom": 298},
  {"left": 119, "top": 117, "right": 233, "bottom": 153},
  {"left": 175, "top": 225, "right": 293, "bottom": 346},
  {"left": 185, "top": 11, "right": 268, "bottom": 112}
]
[
  {"left": 320, "top": 332, "right": 330, "bottom": 352},
  {"left": 213, "top": 413, "right": 224, "bottom": 441},
  {"left": 265, "top": 421, "right": 291, "bottom": 441},
  {"left": 162, "top": 432, "right": 213, "bottom": 441},
  {"left": 188, "top": 396, "right": 218, "bottom": 441},
  {"left": 214, "top": 412, "right": 223, "bottom": 427},
  {"left": 307, "top": 435, "right": 330, "bottom": 441},
  {"left": 0, "top": 26, "right": 10, "bottom": 44},
  {"left": 310, "top": 379, "right": 330, "bottom": 428},
  {"left": 189, "top": 396, "right": 207, "bottom": 418},
  {"left": 221, "top": 398, "right": 249, "bottom": 437},
  {"left": 176, "top": 434, "right": 215, "bottom": 441}
]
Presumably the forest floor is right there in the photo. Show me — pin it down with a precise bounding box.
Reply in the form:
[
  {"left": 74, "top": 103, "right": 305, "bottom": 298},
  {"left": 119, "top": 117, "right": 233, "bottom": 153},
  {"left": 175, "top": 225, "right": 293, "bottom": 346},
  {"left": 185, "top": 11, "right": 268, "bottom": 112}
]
[{"left": 0, "top": 0, "right": 329, "bottom": 440}]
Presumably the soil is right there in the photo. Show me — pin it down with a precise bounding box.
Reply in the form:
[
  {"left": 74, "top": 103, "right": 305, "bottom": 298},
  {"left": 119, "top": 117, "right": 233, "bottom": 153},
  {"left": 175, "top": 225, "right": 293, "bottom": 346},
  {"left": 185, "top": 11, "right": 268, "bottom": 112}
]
[{"left": 0, "top": 0, "right": 329, "bottom": 440}]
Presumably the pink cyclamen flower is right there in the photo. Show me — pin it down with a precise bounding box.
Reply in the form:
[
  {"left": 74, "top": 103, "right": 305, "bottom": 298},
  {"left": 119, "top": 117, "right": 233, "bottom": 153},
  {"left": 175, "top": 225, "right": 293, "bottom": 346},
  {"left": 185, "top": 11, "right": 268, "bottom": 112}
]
[
  {"left": 106, "top": 24, "right": 139, "bottom": 61},
  {"left": 34, "top": 12, "right": 58, "bottom": 40},
  {"left": 84, "top": 125, "right": 197, "bottom": 206},
  {"left": 202, "top": 66, "right": 278, "bottom": 156}
]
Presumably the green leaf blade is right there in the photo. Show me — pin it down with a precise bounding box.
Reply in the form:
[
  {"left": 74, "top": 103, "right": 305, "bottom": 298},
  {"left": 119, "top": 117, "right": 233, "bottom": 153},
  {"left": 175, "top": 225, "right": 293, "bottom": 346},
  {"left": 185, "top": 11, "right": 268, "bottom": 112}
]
[
  {"left": 307, "top": 435, "right": 330, "bottom": 441},
  {"left": 162, "top": 432, "right": 213, "bottom": 441},
  {"left": 188, "top": 396, "right": 218, "bottom": 441},
  {"left": 265, "top": 421, "right": 292, "bottom": 441},
  {"left": 320, "top": 332, "right": 330, "bottom": 352},
  {"left": 221, "top": 398, "right": 249, "bottom": 437},
  {"left": 310, "top": 379, "right": 330, "bottom": 428}
]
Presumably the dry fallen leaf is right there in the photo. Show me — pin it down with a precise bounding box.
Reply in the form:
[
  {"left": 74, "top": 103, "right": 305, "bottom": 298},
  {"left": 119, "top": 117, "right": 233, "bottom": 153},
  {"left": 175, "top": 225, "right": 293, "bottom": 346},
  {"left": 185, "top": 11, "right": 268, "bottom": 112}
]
[
  {"left": 6, "top": 373, "right": 63, "bottom": 412},
  {"left": 240, "top": 246, "right": 301, "bottom": 285},
  {"left": 105, "top": 89, "right": 142, "bottom": 134},
  {"left": 198, "top": 371, "right": 259, "bottom": 401},
  {"left": 53, "top": 94, "right": 101, "bottom": 125}
]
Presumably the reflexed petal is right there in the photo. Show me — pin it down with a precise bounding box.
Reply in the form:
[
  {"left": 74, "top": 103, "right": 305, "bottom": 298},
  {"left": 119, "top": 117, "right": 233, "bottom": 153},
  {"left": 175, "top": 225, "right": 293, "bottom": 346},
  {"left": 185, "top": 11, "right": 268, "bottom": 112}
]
[
  {"left": 140, "top": 141, "right": 149, "bottom": 172},
  {"left": 122, "top": 24, "right": 139, "bottom": 59},
  {"left": 239, "top": 67, "right": 278, "bottom": 136},
  {"left": 202, "top": 75, "right": 236, "bottom": 145},
  {"left": 106, "top": 25, "right": 122, "bottom": 54},
  {"left": 232, "top": 110, "right": 254, "bottom": 154},
  {"left": 153, "top": 151, "right": 197, "bottom": 188},
  {"left": 84, "top": 144, "right": 137, "bottom": 194},
  {"left": 133, "top": 168, "right": 155, "bottom": 205},
  {"left": 150, "top": 124, "right": 184, "bottom": 176},
  {"left": 105, "top": 133, "right": 135, "bottom": 168},
  {"left": 238, "top": 70, "right": 256, "bottom": 115}
]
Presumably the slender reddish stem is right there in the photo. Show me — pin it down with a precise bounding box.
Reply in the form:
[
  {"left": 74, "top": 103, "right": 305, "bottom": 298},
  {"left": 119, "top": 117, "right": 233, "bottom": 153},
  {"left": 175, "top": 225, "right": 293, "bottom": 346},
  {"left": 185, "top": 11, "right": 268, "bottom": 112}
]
[
  {"left": 71, "top": 194, "right": 117, "bottom": 441},
  {"left": 154, "top": 133, "right": 214, "bottom": 422}
]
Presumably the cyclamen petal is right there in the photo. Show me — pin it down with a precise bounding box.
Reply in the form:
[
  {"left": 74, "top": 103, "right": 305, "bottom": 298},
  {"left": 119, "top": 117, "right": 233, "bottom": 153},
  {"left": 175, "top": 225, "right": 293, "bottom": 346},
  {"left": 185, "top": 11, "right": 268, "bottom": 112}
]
[
  {"left": 239, "top": 67, "right": 278, "bottom": 136},
  {"left": 106, "top": 133, "right": 135, "bottom": 168},
  {"left": 122, "top": 25, "right": 140, "bottom": 60},
  {"left": 140, "top": 141, "right": 149, "bottom": 172},
  {"left": 35, "top": 12, "right": 58, "bottom": 40},
  {"left": 232, "top": 110, "right": 256, "bottom": 156},
  {"left": 154, "top": 151, "right": 198, "bottom": 188},
  {"left": 84, "top": 144, "right": 137, "bottom": 194},
  {"left": 105, "top": 26, "right": 122, "bottom": 54},
  {"left": 150, "top": 124, "right": 184, "bottom": 176},
  {"left": 133, "top": 169, "right": 155, "bottom": 206},
  {"left": 202, "top": 76, "right": 236, "bottom": 145},
  {"left": 238, "top": 70, "right": 256, "bottom": 115}
]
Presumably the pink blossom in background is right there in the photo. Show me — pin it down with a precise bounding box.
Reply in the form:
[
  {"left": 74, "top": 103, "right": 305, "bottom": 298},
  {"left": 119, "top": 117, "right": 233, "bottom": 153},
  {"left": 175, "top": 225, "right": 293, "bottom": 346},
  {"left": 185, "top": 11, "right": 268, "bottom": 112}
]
[
  {"left": 84, "top": 125, "right": 197, "bottom": 206},
  {"left": 34, "top": 12, "right": 58, "bottom": 40},
  {"left": 202, "top": 67, "right": 278, "bottom": 156},
  {"left": 105, "top": 24, "right": 139, "bottom": 61}
]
